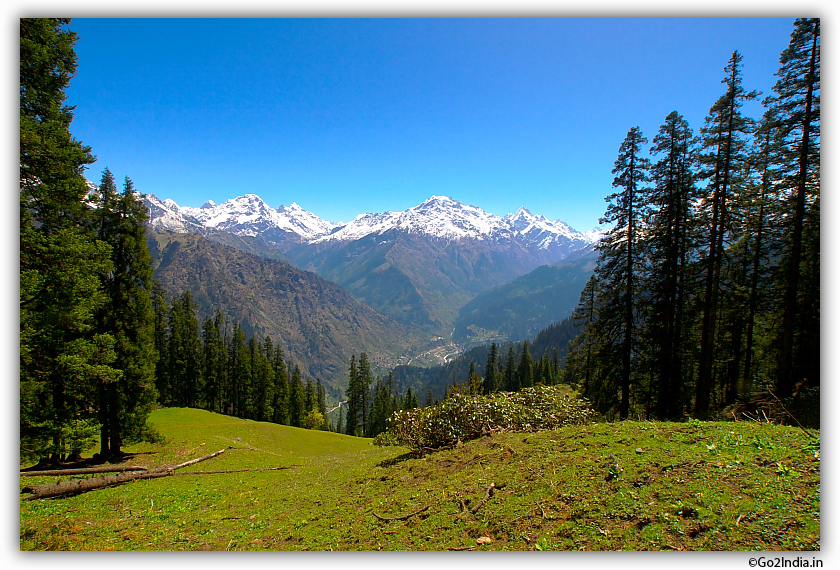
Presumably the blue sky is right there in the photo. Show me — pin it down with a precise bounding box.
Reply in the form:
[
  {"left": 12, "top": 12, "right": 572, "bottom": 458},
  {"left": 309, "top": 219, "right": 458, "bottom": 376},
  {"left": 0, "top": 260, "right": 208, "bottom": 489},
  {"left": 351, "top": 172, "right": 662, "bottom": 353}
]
[{"left": 66, "top": 18, "right": 795, "bottom": 231}]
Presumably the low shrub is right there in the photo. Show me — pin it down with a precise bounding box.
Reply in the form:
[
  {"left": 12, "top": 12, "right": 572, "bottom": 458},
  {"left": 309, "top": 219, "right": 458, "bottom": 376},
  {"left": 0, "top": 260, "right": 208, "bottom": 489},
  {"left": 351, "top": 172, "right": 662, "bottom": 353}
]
[
  {"left": 372, "top": 431, "right": 402, "bottom": 447},
  {"left": 388, "top": 385, "right": 595, "bottom": 450}
]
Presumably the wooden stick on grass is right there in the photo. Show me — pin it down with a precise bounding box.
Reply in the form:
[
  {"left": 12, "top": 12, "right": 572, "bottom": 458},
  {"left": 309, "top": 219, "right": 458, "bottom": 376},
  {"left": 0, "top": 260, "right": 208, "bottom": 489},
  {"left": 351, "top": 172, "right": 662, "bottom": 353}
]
[
  {"left": 469, "top": 483, "right": 496, "bottom": 514},
  {"left": 167, "top": 449, "right": 226, "bottom": 472},
  {"left": 372, "top": 505, "right": 430, "bottom": 521}
]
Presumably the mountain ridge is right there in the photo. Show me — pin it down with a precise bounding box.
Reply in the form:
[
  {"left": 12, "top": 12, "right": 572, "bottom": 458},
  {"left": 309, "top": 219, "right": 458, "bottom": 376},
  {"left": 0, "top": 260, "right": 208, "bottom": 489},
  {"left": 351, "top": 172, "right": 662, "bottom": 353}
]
[
  {"left": 144, "top": 192, "right": 605, "bottom": 252},
  {"left": 140, "top": 190, "right": 605, "bottom": 337}
]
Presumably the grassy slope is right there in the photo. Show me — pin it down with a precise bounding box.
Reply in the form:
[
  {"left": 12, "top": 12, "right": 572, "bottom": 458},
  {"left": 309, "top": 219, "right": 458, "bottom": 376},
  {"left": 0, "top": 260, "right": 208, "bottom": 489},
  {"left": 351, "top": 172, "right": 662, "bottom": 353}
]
[{"left": 20, "top": 409, "right": 820, "bottom": 551}]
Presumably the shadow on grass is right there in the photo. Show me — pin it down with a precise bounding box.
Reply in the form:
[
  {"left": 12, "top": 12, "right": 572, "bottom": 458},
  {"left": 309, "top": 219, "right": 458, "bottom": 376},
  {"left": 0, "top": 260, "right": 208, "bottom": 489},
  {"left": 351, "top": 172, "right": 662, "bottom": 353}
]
[
  {"left": 377, "top": 451, "right": 421, "bottom": 467},
  {"left": 20, "top": 450, "right": 159, "bottom": 472}
]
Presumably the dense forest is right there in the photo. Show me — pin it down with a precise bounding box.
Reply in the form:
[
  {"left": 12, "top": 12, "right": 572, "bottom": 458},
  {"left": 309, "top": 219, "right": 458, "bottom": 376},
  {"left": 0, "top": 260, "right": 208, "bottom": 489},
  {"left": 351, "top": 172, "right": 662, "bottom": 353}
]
[
  {"left": 20, "top": 18, "right": 819, "bottom": 465},
  {"left": 565, "top": 20, "right": 819, "bottom": 424}
]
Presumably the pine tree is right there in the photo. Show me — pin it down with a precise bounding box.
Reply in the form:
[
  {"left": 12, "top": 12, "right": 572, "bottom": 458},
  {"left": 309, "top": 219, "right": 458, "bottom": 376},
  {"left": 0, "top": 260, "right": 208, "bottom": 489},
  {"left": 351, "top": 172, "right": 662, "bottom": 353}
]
[
  {"left": 402, "top": 387, "right": 419, "bottom": 410},
  {"left": 270, "top": 345, "right": 289, "bottom": 425},
  {"left": 201, "top": 313, "right": 225, "bottom": 413},
  {"left": 695, "top": 51, "right": 758, "bottom": 417},
  {"left": 226, "top": 323, "right": 249, "bottom": 417},
  {"left": 566, "top": 276, "right": 598, "bottom": 395},
  {"left": 483, "top": 343, "right": 499, "bottom": 394},
  {"left": 345, "top": 355, "right": 360, "bottom": 436},
  {"left": 304, "top": 378, "right": 315, "bottom": 415},
  {"left": 504, "top": 346, "right": 517, "bottom": 392},
  {"left": 767, "top": 18, "right": 820, "bottom": 398},
  {"left": 536, "top": 354, "right": 554, "bottom": 386},
  {"left": 20, "top": 18, "right": 116, "bottom": 463},
  {"left": 594, "top": 126, "right": 650, "bottom": 419},
  {"left": 369, "top": 378, "right": 388, "bottom": 437},
  {"left": 288, "top": 365, "right": 305, "bottom": 428},
  {"left": 645, "top": 111, "right": 699, "bottom": 419},
  {"left": 336, "top": 405, "right": 345, "bottom": 435},
  {"left": 168, "top": 291, "right": 203, "bottom": 409},
  {"left": 316, "top": 379, "right": 325, "bottom": 415},
  {"left": 517, "top": 340, "right": 534, "bottom": 390},
  {"left": 358, "top": 353, "right": 373, "bottom": 436},
  {"left": 20, "top": 18, "right": 95, "bottom": 233},
  {"left": 150, "top": 281, "right": 170, "bottom": 404},
  {"left": 94, "top": 174, "right": 158, "bottom": 454},
  {"left": 739, "top": 111, "right": 780, "bottom": 398},
  {"left": 250, "top": 335, "right": 274, "bottom": 421},
  {"left": 316, "top": 379, "right": 327, "bottom": 422}
]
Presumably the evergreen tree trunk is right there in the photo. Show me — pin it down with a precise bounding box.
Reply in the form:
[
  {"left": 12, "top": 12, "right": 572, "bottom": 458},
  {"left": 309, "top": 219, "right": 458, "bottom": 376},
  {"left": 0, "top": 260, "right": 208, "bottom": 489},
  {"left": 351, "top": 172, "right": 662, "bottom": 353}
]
[
  {"left": 696, "top": 51, "right": 756, "bottom": 417},
  {"left": 775, "top": 19, "right": 819, "bottom": 398}
]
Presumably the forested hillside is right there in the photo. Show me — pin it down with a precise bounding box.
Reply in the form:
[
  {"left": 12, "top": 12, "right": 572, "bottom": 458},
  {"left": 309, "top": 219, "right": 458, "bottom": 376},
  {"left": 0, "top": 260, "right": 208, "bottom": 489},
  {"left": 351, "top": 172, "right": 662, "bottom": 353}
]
[
  {"left": 20, "top": 18, "right": 819, "bottom": 469},
  {"left": 452, "top": 257, "right": 595, "bottom": 346},
  {"left": 147, "top": 231, "right": 428, "bottom": 386}
]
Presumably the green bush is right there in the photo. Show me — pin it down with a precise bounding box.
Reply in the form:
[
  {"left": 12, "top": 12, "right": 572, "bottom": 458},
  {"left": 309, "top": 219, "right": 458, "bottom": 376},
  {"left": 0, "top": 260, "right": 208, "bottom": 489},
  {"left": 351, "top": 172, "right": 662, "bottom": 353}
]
[
  {"left": 388, "top": 385, "right": 595, "bottom": 450},
  {"left": 372, "top": 431, "right": 402, "bottom": 447}
]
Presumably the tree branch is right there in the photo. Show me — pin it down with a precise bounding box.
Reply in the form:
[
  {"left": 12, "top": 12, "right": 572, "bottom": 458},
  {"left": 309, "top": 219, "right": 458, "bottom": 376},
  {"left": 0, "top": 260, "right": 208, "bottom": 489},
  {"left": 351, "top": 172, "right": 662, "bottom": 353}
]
[{"left": 372, "top": 505, "right": 430, "bottom": 521}]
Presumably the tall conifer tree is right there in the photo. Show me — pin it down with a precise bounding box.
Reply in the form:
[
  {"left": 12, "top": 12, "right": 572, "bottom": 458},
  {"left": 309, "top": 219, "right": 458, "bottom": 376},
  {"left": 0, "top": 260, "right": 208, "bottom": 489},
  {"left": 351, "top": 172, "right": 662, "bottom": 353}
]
[
  {"left": 271, "top": 345, "right": 289, "bottom": 425},
  {"left": 483, "top": 342, "right": 499, "bottom": 394},
  {"left": 168, "top": 291, "right": 202, "bottom": 408},
  {"left": 345, "top": 355, "right": 359, "bottom": 436},
  {"left": 767, "top": 18, "right": 820, "bottom": 398},
  {"left": 20, "top": 18, "right": 117, "bottom": 463},
  {"left": 695, "top": 51, "right": 758, "bottom": 417},
  {"left": 288, "top": 365, "right": 305, "bottom": 428},
  {"left": 517, "top": 340, "right": 533, "bottom": 390},
  {"left": 594, "top": 126, "right": 650, "bottom": 419},
  {"left": 645, "top": 112, "right": 698, "bottom": 419},
  {"left": 94, "top": 175, "right": 158, "bottom": 454}
]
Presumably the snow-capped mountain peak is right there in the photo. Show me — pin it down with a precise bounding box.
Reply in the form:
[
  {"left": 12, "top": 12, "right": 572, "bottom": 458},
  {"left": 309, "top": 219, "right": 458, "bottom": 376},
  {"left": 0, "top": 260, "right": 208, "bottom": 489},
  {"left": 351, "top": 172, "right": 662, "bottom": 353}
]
[
  {"left": 143, "top": 193, "right": 338, "bottom": 245},
  {"left": 144, "top": 192, "right": 601, "bottom": 252},
  {"left": 317, "top": 195, "right": 510, "bottom": 243},
  {"left": 415, "top": 195, "right": 458, "bottom": 209}
]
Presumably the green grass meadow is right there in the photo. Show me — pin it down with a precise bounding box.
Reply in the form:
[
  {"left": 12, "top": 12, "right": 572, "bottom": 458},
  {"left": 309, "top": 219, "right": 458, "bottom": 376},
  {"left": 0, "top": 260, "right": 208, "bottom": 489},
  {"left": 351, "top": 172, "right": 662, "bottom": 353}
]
[{"left": 20, "top": 408, "right": 819, "bottom": 551}]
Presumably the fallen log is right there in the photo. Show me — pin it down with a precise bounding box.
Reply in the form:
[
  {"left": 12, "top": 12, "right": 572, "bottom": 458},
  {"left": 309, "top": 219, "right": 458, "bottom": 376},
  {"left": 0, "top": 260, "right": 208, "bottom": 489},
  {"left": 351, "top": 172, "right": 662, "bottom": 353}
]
[
  {"left": 22, "top": 449, "right": 227, "bottom": 500},
  {"left": 20, "top": 465, "right": 149, "bottom": 477},
  {"left": 22, "top": 469, "right": 173, "bottom": 499}
]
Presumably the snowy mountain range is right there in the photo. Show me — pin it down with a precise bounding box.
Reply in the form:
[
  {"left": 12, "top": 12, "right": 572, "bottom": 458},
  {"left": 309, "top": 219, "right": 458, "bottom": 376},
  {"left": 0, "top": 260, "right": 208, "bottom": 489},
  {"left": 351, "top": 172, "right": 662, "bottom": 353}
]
[{"left": 144, "top": 192, "right": 604, "bottom": 251}]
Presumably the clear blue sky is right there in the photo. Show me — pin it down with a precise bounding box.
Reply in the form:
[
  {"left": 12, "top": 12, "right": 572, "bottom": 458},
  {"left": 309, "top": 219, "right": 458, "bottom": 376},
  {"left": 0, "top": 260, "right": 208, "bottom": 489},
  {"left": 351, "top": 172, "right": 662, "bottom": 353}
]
[{"left": 66, "top": 18, "right": 795, "bottom": 231}]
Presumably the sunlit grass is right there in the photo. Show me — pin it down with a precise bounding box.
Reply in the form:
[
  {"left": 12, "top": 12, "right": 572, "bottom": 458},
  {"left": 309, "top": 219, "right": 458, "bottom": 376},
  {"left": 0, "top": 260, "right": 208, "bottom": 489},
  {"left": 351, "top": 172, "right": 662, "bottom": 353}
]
[{"left": 20, "top": 408, "right": 819, "bottom": 550}]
